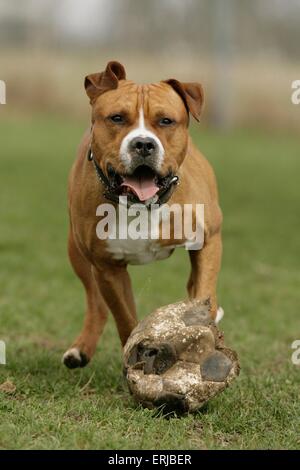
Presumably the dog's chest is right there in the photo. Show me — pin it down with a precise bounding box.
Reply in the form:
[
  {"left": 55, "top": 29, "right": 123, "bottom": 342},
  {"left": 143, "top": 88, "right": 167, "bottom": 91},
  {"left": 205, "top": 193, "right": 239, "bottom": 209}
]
[
  {"left": 104, "top": 207, "right": 175, "bottom": 265},
  {"left": 106, "top": 237, "right": 174, "bottom": 265}
]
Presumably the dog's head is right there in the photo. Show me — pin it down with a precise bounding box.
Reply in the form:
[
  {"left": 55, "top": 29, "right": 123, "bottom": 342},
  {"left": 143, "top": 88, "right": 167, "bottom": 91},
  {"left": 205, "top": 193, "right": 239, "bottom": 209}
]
[{"left": 85, "top": 61, "right": 204, "bottom": 205}]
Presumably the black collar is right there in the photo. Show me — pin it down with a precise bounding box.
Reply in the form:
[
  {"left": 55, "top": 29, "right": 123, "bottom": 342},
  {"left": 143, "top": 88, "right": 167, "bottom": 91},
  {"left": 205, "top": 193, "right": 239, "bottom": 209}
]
[
  {"left": 87, "top": 148, "right": 179, "bottom": 206},
  {"left": 87, "top": 148, "right": 111, "bottom": 190}
]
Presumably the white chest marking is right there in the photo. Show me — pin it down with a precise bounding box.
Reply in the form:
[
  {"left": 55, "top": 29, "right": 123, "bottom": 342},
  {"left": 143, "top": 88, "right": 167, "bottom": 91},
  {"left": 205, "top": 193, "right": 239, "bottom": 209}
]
[
  {"left": 105, "top": 209, "right": 170, "bottom": 265},
  {"left": 106, "top": 237, "right": 174, "bottom": 265},
  {"left": 105, "top": 205, "right": 185, "bottom": 265}
]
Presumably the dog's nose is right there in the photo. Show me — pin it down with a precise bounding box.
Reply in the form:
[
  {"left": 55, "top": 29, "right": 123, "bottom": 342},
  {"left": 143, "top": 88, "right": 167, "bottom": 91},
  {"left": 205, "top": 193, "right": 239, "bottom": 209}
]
[{"left": 130, "top": 136, "right": 157, "bottom": 157}]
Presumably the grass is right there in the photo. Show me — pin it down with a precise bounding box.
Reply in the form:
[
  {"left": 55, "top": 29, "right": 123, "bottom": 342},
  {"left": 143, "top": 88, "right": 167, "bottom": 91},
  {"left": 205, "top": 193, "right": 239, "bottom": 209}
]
[{"left": 0, "top": 115, "right": 299, "bottom": 449}]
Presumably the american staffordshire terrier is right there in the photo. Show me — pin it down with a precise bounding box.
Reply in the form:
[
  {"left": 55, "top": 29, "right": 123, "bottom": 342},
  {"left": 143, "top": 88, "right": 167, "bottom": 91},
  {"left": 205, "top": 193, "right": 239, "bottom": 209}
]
[{"left": 63, "top": 61, "right": 223, "bottom": 368}]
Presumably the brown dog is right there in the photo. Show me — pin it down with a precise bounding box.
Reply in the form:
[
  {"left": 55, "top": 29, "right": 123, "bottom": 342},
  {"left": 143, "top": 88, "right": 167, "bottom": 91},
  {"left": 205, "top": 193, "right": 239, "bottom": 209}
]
[{"left": 63, "top": 61, "right": 223, "bottom": 369}]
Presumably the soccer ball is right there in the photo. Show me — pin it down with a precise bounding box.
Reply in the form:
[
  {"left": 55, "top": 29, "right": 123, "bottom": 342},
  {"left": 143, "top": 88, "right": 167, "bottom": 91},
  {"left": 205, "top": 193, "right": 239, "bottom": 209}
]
[{"left": 123, "top": 299, "right": 240, "bottom": 413}]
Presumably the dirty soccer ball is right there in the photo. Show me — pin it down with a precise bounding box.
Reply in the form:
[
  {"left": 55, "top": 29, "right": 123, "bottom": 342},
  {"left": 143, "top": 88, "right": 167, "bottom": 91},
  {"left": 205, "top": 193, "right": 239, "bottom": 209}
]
[{"left": 123, "top": 300, "right": 240, "bottom": 413}]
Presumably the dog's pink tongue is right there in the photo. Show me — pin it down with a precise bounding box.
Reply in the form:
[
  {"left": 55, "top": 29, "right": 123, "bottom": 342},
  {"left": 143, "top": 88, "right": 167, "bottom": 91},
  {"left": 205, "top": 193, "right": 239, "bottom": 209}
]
[{"left": 121, "top": 175, "right": 159, "bottom": 201}]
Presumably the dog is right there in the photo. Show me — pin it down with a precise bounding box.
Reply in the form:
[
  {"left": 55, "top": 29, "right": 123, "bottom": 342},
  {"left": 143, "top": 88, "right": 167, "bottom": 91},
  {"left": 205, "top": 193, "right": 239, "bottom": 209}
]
[{"left": 63, "top": 61, "right": 223, "bottom": 369}]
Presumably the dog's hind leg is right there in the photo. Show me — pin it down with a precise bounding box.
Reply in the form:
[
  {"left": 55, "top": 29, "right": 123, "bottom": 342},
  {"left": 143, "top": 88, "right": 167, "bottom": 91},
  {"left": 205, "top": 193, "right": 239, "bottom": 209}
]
[{"left": 63, "top": 230, "right": 109, "bottom": 369}]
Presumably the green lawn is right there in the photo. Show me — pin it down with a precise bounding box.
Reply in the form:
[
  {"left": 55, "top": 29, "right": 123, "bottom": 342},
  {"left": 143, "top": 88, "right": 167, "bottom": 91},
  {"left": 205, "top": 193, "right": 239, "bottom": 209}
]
[{"left": 0, "top": 115, "right": 299, "bottom": 449}]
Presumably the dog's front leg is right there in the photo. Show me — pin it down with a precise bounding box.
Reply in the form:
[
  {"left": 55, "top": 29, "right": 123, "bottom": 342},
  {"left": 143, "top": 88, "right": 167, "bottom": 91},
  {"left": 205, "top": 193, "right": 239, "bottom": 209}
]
[
  {"left": 63, "top": 231, "right": 110, "bottom": 369},
  {"left": 93, "top": 263, "right": 138, "bottom": 346},
  {"left": 187, "top": 231, "right": 222, "bottom": 320}
]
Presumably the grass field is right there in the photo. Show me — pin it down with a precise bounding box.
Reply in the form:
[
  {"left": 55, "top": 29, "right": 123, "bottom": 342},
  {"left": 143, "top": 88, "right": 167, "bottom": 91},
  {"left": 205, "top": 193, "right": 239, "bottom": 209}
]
[{"left": 0, "top": 115, "right": 299, "bottom": 449}]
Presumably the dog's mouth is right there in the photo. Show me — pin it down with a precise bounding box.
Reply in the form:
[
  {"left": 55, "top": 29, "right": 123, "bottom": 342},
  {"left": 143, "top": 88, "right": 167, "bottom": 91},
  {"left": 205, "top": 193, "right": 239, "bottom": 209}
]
[
  {"left": 120, "top": 166, "right": 161, "bottom": 201},
  {"left": 106, "top": 164, "right": 178, "bottom": 205}
]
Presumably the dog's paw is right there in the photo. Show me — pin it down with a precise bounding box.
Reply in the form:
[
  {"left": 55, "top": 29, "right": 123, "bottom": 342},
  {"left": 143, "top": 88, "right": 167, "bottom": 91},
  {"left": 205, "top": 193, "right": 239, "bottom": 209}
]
[
  {"left": 62, "top": 347, "right": 89, "bottom": 369},
  {"left": 215, "top": 307, "right": 224, "bottom": 324}
]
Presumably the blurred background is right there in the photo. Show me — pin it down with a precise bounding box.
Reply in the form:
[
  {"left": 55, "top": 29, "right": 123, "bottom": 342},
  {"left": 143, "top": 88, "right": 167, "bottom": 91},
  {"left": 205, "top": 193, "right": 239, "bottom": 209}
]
[{"left": 1, "top": 0, "right": 300, "bottom": 130}]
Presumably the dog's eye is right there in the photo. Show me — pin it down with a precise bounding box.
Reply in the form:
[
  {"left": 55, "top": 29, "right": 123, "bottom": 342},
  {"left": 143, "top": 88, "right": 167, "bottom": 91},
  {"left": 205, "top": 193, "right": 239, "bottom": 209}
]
[
  {"left": 109, "top": 114, "right": 124, "bottom": 124},
  {"left": 159, "top": 117, "right": 174, "bottom": 126}
]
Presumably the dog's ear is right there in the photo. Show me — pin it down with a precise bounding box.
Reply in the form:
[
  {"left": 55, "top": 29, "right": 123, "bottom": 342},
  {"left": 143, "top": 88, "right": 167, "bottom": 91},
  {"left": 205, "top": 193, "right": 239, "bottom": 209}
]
[
  {"left": 84, "top": 61, "right": 126, "bottom": 104},
  {"left": 164, "top": 79, "right": 204, "bottom": 122}
]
